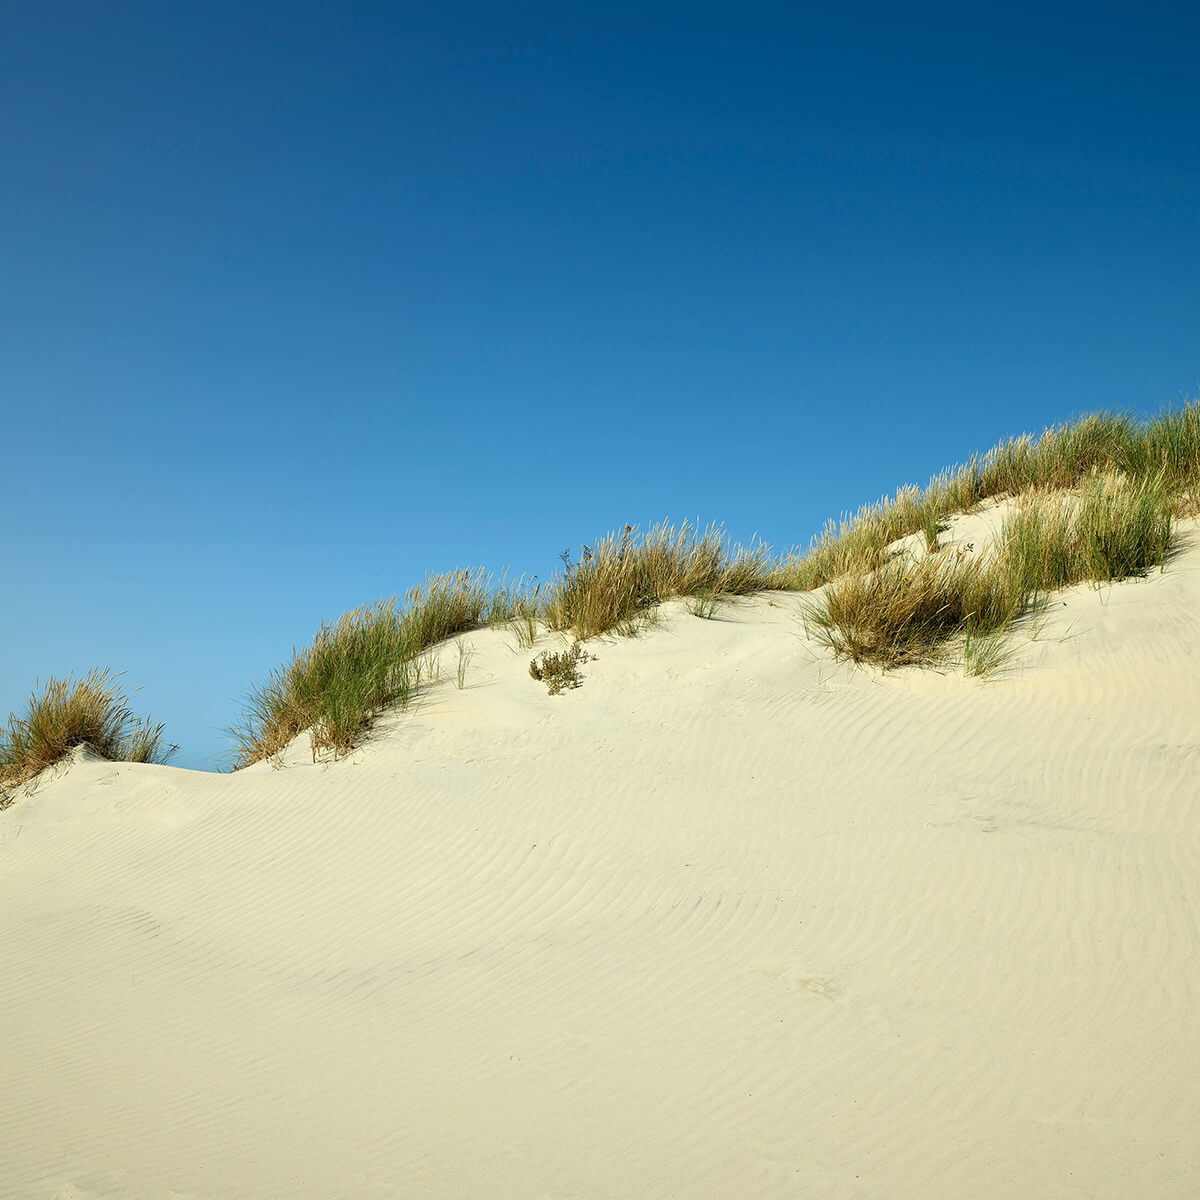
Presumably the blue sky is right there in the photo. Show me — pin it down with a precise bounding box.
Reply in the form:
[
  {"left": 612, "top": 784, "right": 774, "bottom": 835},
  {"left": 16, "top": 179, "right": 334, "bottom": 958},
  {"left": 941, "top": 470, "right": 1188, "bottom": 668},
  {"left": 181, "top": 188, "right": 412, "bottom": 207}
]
[{"left": 3, "top": 2, "right": 1197, "bottom": 770}]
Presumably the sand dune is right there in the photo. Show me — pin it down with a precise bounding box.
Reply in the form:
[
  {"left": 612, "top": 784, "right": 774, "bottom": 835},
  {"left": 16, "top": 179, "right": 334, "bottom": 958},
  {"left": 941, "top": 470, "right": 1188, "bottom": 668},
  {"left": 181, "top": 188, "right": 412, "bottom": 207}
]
[{"left": 3, "top": 513, "right": 1199, "bottom": 1199}]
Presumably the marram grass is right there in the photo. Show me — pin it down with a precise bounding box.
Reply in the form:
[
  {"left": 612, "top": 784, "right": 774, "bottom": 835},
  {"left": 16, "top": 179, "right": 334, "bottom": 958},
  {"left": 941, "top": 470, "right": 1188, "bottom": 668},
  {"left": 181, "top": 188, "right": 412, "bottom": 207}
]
[
  {"left": 771, "top": 401, "right": 1199, "bottom": 591},
  {"left": 0, "top": 669, "right": 175, "bottom": 800},
  {"left": 230, "top": 522, "right": 775, "bottom": 764},
  {"left": 229, "top": 570, "right": 538, "bottom": 767},
  {"left": 227, "top": 400, "right": 1199, "bottom": 764},
  {"left": 4, "top": 402, "right": 1195, "bottom": 780},
  {"left": 543, "top": 521, "right": 774, "bottom": 639},
  {"left": 808, "top": 472, "right": 1177, "bottom": 670}
]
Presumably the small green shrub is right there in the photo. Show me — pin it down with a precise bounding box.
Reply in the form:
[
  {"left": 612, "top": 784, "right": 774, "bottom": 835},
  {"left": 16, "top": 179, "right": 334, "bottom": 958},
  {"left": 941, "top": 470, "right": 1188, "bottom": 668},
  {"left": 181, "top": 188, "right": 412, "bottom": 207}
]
[
  {"left": 1, "top": 668, "right": 175, "bottom": 798},
  {"left": 529, "top": 642, "right": 593, "bottom": 695}
]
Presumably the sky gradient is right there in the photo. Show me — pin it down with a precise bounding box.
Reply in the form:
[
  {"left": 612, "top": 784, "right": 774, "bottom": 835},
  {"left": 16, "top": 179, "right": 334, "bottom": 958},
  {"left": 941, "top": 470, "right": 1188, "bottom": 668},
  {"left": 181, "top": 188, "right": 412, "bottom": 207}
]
[{"left": 3, "top": 2, "right": 1198, "bottom": 768}]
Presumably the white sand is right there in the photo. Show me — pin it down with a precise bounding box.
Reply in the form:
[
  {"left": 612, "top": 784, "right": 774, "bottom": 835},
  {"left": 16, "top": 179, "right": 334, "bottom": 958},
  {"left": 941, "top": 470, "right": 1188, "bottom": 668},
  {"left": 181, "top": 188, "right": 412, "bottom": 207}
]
[{"left": 3, "top": 513, "right": 1199, "bottom": 1199}]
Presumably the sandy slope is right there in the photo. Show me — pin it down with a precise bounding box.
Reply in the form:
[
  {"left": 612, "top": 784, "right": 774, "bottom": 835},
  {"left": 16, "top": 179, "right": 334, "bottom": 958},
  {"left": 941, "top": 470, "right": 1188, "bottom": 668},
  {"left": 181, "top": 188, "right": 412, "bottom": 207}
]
[{"left": 3, "top": 514, "right": 1199, "bottom": 1200}]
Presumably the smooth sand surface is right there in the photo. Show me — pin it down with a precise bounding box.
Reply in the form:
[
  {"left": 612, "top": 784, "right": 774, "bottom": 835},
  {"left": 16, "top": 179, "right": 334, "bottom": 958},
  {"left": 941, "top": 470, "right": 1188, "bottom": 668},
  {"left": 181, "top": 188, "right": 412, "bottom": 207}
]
[{"left": 4, "top": 513, "right": 1199, "bottom": 1199}]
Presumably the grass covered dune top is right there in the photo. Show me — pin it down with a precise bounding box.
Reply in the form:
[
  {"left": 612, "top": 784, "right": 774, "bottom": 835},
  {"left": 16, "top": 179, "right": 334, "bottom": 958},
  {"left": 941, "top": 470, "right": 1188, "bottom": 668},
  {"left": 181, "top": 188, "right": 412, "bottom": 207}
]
[
  {"left": 227, "top": 402, "right": 1197, "bottom": 766},
  {"left": 3, "top": 400, "right": 1197, "bottom": 782}
]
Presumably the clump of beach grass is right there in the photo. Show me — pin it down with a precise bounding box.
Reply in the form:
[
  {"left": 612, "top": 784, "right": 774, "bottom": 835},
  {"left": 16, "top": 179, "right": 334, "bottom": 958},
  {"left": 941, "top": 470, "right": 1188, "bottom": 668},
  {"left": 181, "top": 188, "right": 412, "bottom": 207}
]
[
  {"left": 508, "top": 611, "right": 539, "bottom": 651},
  {"left": 0, "top": 669, "right": 175, "bottom": 799},
  {"left": 1002, "top": 472, "right": 1174, "bottom": 591},
  {"left": 543, "top": 521, "right": 773, "bottom": 639},
  {"left": 962, "top": 625, "right": 1014, "bottom": 678},
  {"left": 921, "top": 510, "right": 944, "bottom": 554},
  {"left": 806, "top": 549, "right": 1026, "bottom": 669},
  {"left": 231, "top": 569, "right": 536, "bottom": 766},
  {"left": 808, "top": 472, "right": 1177, "bottom": 670},
  {"left": 454, "top": 639, "right": 474, "bottom": 690},
  {"left": 772, "top": 401, "right": 1200, "bottom": 592}
]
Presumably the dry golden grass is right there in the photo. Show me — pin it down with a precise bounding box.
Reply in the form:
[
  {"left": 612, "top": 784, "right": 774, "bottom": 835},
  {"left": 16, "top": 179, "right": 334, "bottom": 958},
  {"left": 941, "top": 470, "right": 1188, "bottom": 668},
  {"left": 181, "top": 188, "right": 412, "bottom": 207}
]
[
  {"left": 774, "top": 402, "right": 1199, "bottom": 592},
  {"left": 0, "top": 669, "right": 175, "bottom": 800},
  {"left": 543, "top": 521, "right": 772, "bottom": 639},
  {"left": 808, "top": 473, "right": 1176, "bottom": 670},
  {"left": 806, "top": 549, "right": 1022, "bottom": 668},
  {"left": 221, "top": 398, "right": 1198, "bottom": 763},
  {"left": 6, "top": 403, "right": 1194, "bottom": 779}
]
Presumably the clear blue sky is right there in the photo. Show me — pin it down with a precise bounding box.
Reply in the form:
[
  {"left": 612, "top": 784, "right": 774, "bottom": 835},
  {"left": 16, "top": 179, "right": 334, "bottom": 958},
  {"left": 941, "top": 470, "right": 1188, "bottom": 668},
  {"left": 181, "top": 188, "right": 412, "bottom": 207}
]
[{"left": 3, "top": 2, "right": 1197, "bottom": 770}]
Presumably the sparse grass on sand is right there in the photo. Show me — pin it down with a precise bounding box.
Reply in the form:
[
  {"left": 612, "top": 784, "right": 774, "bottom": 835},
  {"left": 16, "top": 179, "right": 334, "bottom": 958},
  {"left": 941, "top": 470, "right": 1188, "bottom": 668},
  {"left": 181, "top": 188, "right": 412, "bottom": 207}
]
[
  {"left": 225, "top": 398, "right": 1199, "bottom": 763},
  {"left": 0, "top": 669, "right": 175, "bottom": 801},
  {"left": 5, "top": 404, "right": 1194, "bottom": 779}
]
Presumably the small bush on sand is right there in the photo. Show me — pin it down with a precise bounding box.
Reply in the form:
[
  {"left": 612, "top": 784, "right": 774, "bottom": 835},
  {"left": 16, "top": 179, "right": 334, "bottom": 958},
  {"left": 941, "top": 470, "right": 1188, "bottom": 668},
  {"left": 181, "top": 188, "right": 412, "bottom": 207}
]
[
  {"left": 0, "top": 669, "right": 175, "bottom": 798},
  {"left": 529, "top": 642, "right": 593, "bottom": 695}
]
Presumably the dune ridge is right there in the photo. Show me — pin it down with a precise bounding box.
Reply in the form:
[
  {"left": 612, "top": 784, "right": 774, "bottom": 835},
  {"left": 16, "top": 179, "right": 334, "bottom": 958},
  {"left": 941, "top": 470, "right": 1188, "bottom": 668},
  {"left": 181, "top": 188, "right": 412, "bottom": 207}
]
[{"left": 2, "top": 504, "right": 1198, "bottom": 1198}]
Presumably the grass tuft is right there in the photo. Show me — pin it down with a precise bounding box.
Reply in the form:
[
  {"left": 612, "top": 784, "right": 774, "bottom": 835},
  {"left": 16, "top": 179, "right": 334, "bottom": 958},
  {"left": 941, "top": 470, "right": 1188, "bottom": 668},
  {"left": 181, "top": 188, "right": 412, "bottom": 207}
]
[
  {"left": 231, "top": 570, "right": 536, "bottom": 766},
  {"left": 508, "top": 612, "right": 539, "bottom": 651},
  {"left": 544, "top": 521, "right": 772, "bottom": 639},
  {"left": 0, "top": 669, "right": 175, "bottom": 798},
  {"left": 806, "top": 549, "right": 1024, "bottom": 669},
  {"left": 1002, "top": 472, "right": 1174, "bottom": 591},
  {"left": 962, "top": 625, "right": 1015, "bottom": 678},
  {"left": 921, "top": 510, "right": 943, "bottom": 554},
  {"left": 771, "top": 401, "right": 1200, "bottom": 592},
  {"left": 453, "top": 639, "right": 474, "bottom": 690},
  {"left": 686, "top": 589, "right": 720, "bottom": 619},
  {"left": 808, "top": 473, "right": 1176, "bottom": 670}
]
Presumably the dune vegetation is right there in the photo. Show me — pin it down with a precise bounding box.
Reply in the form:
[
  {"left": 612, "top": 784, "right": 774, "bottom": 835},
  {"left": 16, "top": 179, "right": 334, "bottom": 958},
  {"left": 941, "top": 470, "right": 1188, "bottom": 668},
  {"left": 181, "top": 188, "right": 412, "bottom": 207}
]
[
  {"left": 768, "top": 405, "right": 1198, "bottom": 591},
  {"left": 221, "top": 401, "right": 1195, "bottom": 766},
  {"left": 543, "top": 522, "right": 774, "bottom": 639},
  {"left": 2, "top": 402, "right": 1197, "bottom": 782},
  {"left": 806, "top": 472, "right": 1176, "bottom": 669},
  {"left": 228, "top": 570, "right": 541, "bottom": 767},
  {"left": 0, "top": 669, "right": 175, "bottom": 801}
]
